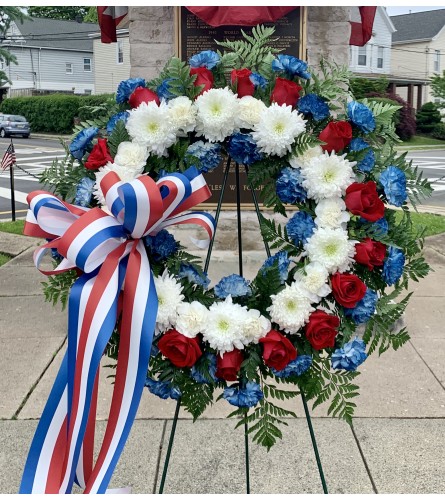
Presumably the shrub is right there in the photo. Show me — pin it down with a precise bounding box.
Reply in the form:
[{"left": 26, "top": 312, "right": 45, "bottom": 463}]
[
  {"left": 349, "top": 77, "right": 389, "bottom": 100},
  {"left": 432, "top": 123, "right": 445, "bottom": 140},
  {"left": 416, "top": 102, "right": 442, "bottom": 133}
]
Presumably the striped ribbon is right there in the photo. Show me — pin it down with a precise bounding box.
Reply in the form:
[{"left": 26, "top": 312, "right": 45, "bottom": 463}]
[{"left": 20, "top": 167, "right": 215, "bottom": 494}]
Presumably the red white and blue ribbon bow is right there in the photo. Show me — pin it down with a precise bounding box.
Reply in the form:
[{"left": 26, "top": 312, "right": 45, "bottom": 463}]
[{"left": 20, "top": 167, "right": 215, "bottom": 494}]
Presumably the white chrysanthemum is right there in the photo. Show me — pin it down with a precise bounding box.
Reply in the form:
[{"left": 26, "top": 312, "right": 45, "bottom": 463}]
[
  {"left": 237, "top": 95, "right": 266, "bottom": 129},
  {"left": 252, "top": 103, "right": 306, "bottom": 157},
  {"left": 289, "top": 145, "right": 323, "bottom": 169},
  {"left": 175, "top": 300, "right": 207, "bottom": 338},
  {"left": 300, "top": 151, "right": 356, "bottom": 201},
  {"left": 114, "top": 141, "right": 149, "bottom": 170},
  {"left": 194, "top": 87, "right": 239, "bottom": 142},
  {"left": 168, "top": 96, "right": 197, "bottom": 135},
  {"left": 314, "top": 197, "right": 351, "bottom": 229},
  {"left": 93, "top": 161, "right": 143, "bottom": 206},
  {"left": 126, "top": 100, "right": 176, "bottom": 156},
  {"left": 154, "top": 271, "right": 184, "bottom": 333},
  {"left": 304, "top": 227, "right": 356, "bottom": 274},
  {"left": 267, "top": 282, "right": 314, "bottom": 334},
  {"left": 241, "top": 309, "right": 271, "bottom": 345},
  {"left": 202, "top": 296, "right": 248, "bottom": 353},
  {"left": 295, "top": 262, "right": 331, "bottom": 303}
]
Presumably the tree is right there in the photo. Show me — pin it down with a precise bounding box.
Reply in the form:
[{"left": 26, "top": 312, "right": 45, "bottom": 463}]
[
  {"left": 83, "top": 7, "right": 98, "bottom": 24},
  {"left": 431, "top": 71, "right": 445, "bottom": 107},
  {"left": 349, "top": 76, "right": 389, "bottom": 100},
  {"left": 0, "top": 7, "right": 26, "bottom": 87},
  {"left": 26, "top": 6, "right": 90, "bottom": 22},
  {"left": 416, "top": 102, "right": 442, "bottom": 134}
]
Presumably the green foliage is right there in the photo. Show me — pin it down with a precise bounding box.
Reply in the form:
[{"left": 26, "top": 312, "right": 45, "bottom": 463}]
[
  {"left": 430, "top": 70, "right": 445, "bottom": 107},
  {"left": 258, "top": 216, "right": 297, "bottom": 255},
  {"left": 302, "top": 60, "right": 352, "bottom": 104},
  {"left": 26, "top": 6, "right": 90, "bottom": 21},
  {"left": 107, "top": 120, "right": 130, "bottom": 157},
  {"left": 416, "top": 102, "right": 442, "bottom": 133},
  {"left": 0, "top": 8, "right": 27, "bottom": 86},
  {"left": 349, "top": 76, "right": 389, "bottom": 99},
  {"left": 361, "top": 98, "right": 401, "bottom": 143},
  {"left": 432, "top": 123, "right": 445, "bottom": 140},
  {"left": 42, "top": 269, "right": 78, "bottom": 310}
]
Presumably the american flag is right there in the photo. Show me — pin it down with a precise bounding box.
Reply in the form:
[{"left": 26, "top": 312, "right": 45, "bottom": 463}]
[{"left": 0, "top": 142, "right": 16, "bottom": 171}]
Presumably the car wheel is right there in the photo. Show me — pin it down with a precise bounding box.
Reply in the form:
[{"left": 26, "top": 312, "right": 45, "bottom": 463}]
[
  {"left": 0, "top": 129, "right": 6, "bottom": 138},
  {"left": 23, "top": 134, "right": 30, "bottom": 139}
]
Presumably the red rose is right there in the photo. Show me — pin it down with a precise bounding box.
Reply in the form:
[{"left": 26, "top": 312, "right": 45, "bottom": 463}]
[
  {"left": 305, "top": 310, "right": 340, "bottom": 350},
  {"left": 354, "top": 238, "right": 387, "bottom": 270},
  {"left": 215, "top": 349, "right": 244, "bottom": 381},
  {"left": 158, "top": 329, "right": 202, "bottom": 368},
  {"left": 318, "top": 121, "right": 352, "bottom": 152},
  {"left": 345, "top": 181, "right": 385, "bottom": 222},
  {"left": 85, "top": 138, "right": 113, "bottom": 170},
  {"left": 231, "top": 68, "right": 255, "bottom": 98},
  {"left": 331, "top": 273, "right": 367, "bottom": 308},
  {"left": 271, "top": 77, "right": 302, "bottom": 107},
  {"left": 128, "top": 86, "right": 160, "bottom": 108},
  {"left": 259, "top": 330, "right": 297, "bottom": 371},
  {"left": 190, "top": 67, "right": 214, "bottom": 95}
]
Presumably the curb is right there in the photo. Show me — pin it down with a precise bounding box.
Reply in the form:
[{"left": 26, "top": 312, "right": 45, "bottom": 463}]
[{"left": 29, "top": 133, "right": 71, "bottom": 141}]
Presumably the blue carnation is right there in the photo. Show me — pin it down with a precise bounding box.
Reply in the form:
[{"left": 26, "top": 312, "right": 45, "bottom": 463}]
[
  {"left": 272, "top": 355, "right": 312, "bottom": 378},
  {"left": 272, "top": 54, "right": 310, "bottom": 79},
  {"left": 276, "top": 166, "right": 307, "bottom": 204},
  {"left": 69, "top": 127, "right": 99, "bottom": 160},
  {"left": 344, "top": 289, "right": 378, "bottom": 324},
  {"left": 383, "top": 246, "right": 405, "bottom": 286},
  {"left": 223, "top": 382, "right": 264, "bottom": 408},
  {"left": 347, "top": 101, "right": 376, "bottom": 134},
  {"left": 116, "top": 77, "right": 146, "bottom": 104},
  {"left": 332, "top": 337, "right": 367, "bottom": 371},
  {"left": 156, "top": 78, "right": 177, "bottom": 101},
  {"left": 189, "top": 50, "right": 220, "bottom": 69},
  {"left": 359, "top": 216, "right": 389, "bottom": 237},
  {"left": 214, "top": 274, "right": 251, "bottom": 299},
  {"left": 379, "top": 166, "right": 407, "bottom": 207},
  {"left": 191, "top": 353, "right": 218, "bottom": 384},
  {"left": 178, "top": 262, "right": 210, "bottom": 288},
  {"left": 185, "top": 141, "right": 222, "bottom": 173},
  {"left": 144, "top": 229, "right": 178, "bottom": 261},
  {"left": 260, "top": 250, "right": 290, "bottom": 283},
  {"left": 286, "top": 211, "right": 316, "bottom": 245},
  {"left": 297, "top": 94, "right": 330, "bottom": 121},
  {"left": 74, "top": 177, "right": 95, "bottom": 207},
  {"left": 349, "top": 137, "right": 375, "bottom": 172},
  {"left": 249, "top": 72, "right": 268, "bottom": 89},
  {"left": 106, "top": 111, "right": 129, "bottom": 135},
  {"left": 145, "top": 378, "right": 181, "bottom": 400},
  {"left": 227, "top": 133, "right": 263, "bottom": 166}
]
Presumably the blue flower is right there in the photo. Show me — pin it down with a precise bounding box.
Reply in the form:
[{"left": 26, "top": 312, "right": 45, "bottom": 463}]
[
  {"left": 178, "top": 262, "right": 210, "bottom": 288},
  {"left": 69, "top": 127, "right": 99, "bottom": 160},
  {"left": 144, "top": 229, "right": 178, "bottom": 261},
  {"left": 347, "top": 101, "right": 376, "bottom": 134},
  {"left": 227, "top": 133, "right": 263, "bottom": 166},
  {"left": 272, "top": 355, "right": 313, "bottom": 378},
  {"left": 379, "top": 166, "right": 407, "bottom": 207},
  {"left": 191, "top": 353, "right": 218, "bottom": 384},
  {"left": 145, "top": 378, "right": 181, "bottom": 400},
  {"left": 276, "top": 166, "right": 307, "bottom": 204},
  {"left": 74, "top": 177, "right": 95, "bottom": 207},
  {"left": 116, "top": 77, "right": 146, "bottom": 104},
  {"left": 185, "top": 141, "right": 222, "bottom": 173},
  {"left": 249, "top": 72, "right": 268, "bottom": 89},
  {"left": 383, "top": 246, "right": 405, "bottom": 286},
  {"left": 189, "top": 50, "right": 220, "bottom": 69},
  {"left": 214, "top": 274, "right": 251, "bottom": 299},
  {"left": 260, "top": 250, "right": 290, "bottom": 283},
  {"left": 349, "top": 137, "right": 375, "bottom": 172},
  {"left": 297, "top": 94, "right": 330, "bottom": 121},
  {"left": 332, "top": 337, "right": 367, "bottom": 371},
  {"left": 359, "top": 216, "right": 389, "bottom": 237},
  {"left": 223, "top": 382, "right": 264, "bottom": 408},
  {"left": 272, "top": 54, "right": 311, "bottom": 79},
  {"left": 157, "top": 78, "right": 177, "bottom": 101},
  {"left": 286, "top": 211, "right": 316, "bottom": 245},
  {"left": 344, "top": 289, "right": 378, "bottom": 324},
  {"left": 106, "top": 111, "right": 129, "bottom": 135}
]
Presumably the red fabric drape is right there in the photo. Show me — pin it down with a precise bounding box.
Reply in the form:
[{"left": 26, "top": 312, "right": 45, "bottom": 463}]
[
  {"left": 349, "top": 6, "right": 377, "bottom": 46},
  {"left": 97, "top": 6, "right": 128, "bottom": 43}
]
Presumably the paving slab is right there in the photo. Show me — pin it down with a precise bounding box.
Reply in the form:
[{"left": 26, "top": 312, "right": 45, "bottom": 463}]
[
  {"left": 410, "top": 338, "right": 445, "bottom": 388},
  {"left": 405, "top": 296, "right": 445, "bottom": 339},
  {"left": 0, "top": 232, "right": 39, "bottom": 258},
  {"left": 406, "top": 267, "right": 445, "bottom": 297},
  {"left": 353, "top": 418, "right": 445, "bottom": 493},
  {"left": 0, "top": 266, "right": 48, "bottom": 296},
  {"left": 3, "top": 247, "right": 38, "bottom": 267}
]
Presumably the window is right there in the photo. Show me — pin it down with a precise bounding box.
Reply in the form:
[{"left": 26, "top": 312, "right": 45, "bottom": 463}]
[
  {"left": 358, "top": 46, "right": 367, "bottom": 66},
  {"left": 83, "top": 58, "right": 91, "bottom": 72},
  {"left": 377, "top": 47, "right": 384, "bottom": 69},
  {"left": 434, "top": 50, "right": 440, "bottom": 72},
  {"left": 66, "top": 63, "right": 73, "bottom": 74},
  {"left": 117, "top": 40, "right": 124, "bottom": 64}
]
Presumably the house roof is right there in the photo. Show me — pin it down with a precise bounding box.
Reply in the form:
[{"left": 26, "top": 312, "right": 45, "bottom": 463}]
[{"left": 391, "top": 9, "right": 445, "bottom": 43}]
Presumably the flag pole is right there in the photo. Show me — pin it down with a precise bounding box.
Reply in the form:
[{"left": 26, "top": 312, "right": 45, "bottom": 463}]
[{"left": 9, "top": 138, "right": 16, "bottom": 221}]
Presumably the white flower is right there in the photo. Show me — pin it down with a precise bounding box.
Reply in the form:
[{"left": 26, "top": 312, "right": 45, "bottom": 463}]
[
  {"left": 251, "top": 103, "right": 306, "bottom": 157},
  {"left": 304, "top": 227, "right": 356, "bottom": 274},
  {"left": 314, "top": 197, "right": 351, "bottom": 229},
  {"left": 242, "top": 309, "right": 271, "bottom": 345},
  {"left": 237, "top": 95, "right": 266, "bottom": 129},
  {"left": 126, "top": 100, "right": 176, "bottom": 156},
  {"left": 168, "top": 96, "right": 197, "bottom": 135},
  {"left": 267, "top": 282, "right": 314, "bottom": 334},
  {"left": 175, "top": 300, "right": 207, "bottom": 338},
  {"left": 194, "top": 87, "right": 239, "bottom": 142},
  {"left": 154, "top": 271, "right": 184, "bottom": 333},
  {"left": 93, "top": 161, "right": 143, "bottom": 206},
  {"left": 300, "top": 151, "right": 356, "bottom": 201},
  {"left": 114, "top": 141, "right": 149, "bottom": 170},
  {"left": 289, "top": 145, "right": 323, "bottom": 169},
  {"left": 294, "top": 262, "right": 331, "bottom": 303}
]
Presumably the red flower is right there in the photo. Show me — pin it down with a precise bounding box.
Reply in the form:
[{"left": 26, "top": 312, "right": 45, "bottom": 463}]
[
  {"left": 158, "top": 330, "right": 202, "bottom": 368},
  {"left": 345, "top": 181, "right": 385, "bottom": 222},
  {"left": 318, "top": 121, "right": 352, "bottom": 152},
  {"left": 259, "top": 330, "right": 297, "bottom": 371},
  {"left": 190, "top": 67, "right": 214, "bottom": 95},
  {"left": 231, "top": 68, "right": 255, "bottom": 98},
  {"left": 331, "top": 273, "right": 367, "bottom": 308},
  {"left": 215, "top": 349, "right": 244, "bottom": 381},
  {"left": 84, "top": 138, "right": 113, "bottom": 170},
  {"left": 305, "top": 310, "right": 340, "bottom": 350},
  {"left": 128, "top": 86, "right": 160, "bottom": 108},
  {"left": 270, "top": 77, "right": 302, "bottom": 107},
  {"left": 355, "top": 238, "right": 387, "bottom": 270}
]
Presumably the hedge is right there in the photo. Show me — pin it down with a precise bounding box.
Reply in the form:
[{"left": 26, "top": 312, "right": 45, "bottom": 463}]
[{"left": 0, "top": 93, "right": 114, "bottom": 134}]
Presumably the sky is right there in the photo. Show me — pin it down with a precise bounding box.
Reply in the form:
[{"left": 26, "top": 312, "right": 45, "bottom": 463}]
[{"left": 386, "top": 6, "right": 445, "bottom": 16}]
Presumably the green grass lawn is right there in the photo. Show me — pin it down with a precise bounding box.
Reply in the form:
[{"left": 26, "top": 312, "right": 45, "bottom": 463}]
[
  {"left": 394, "top": 211, "right": 445, "bottom": 237},
  {"left": 0, "top": 219, "right": 25, "bottom": 235},
  {"left": 402, "top": 135, "right": 445, "bottom": 148},
  {"left": 0, "top": 252, "right": 11, "bottom": 266}
]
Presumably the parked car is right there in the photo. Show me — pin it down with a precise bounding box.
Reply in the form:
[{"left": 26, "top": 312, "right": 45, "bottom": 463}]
[{"left": 0, "top": 114, "right": 30, "bottom": 138}]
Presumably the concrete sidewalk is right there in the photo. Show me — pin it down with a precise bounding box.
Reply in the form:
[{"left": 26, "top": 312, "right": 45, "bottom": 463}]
[{"left": 1, "top": 231, "right": 445, "bottom": 494}]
